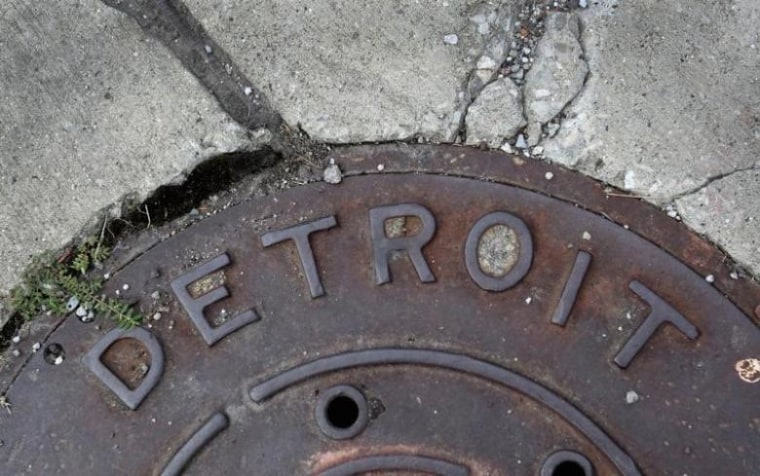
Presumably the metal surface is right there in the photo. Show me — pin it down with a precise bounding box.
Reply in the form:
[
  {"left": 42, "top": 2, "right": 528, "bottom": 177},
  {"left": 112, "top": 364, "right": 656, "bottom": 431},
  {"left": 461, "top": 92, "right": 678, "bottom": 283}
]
[{"left": 1, "top": 145, "right": 758, "bottom": 475}]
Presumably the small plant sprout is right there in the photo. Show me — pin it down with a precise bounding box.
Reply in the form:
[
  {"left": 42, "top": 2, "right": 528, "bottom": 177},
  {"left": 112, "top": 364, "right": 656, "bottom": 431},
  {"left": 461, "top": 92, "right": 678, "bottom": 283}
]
[{"left": 8, "top": 230, "right": 144, "bottom": 330}]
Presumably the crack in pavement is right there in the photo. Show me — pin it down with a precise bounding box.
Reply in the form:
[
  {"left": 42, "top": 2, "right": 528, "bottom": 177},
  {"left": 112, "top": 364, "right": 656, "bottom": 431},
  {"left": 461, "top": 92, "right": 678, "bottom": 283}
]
[
  {"left": 669, "top": 165, "right": 760, "bottom": 202},
  {"left": 523, "top": 11, "right": 589, "bottom": 148},
  {"left": 456, "top": 1, "right": 521, "bottom": 143},
  {"left": 101, "top": 0, "right": 282, "bottom": 132},
  {"left": 461, "top": 3, "right": 591, "bottom": 151},
  {"left": 537, "top": 14, "right": 591, "bottom": 143},
  {"left": 101, "top": 0, "right": 334, "bottom": 164}
]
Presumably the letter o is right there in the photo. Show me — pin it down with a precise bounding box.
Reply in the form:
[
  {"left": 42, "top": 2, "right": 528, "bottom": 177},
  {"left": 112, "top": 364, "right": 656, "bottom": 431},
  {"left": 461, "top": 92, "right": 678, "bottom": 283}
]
[{"left": 465, "top": 211, "right": 533, "bottom": 291}]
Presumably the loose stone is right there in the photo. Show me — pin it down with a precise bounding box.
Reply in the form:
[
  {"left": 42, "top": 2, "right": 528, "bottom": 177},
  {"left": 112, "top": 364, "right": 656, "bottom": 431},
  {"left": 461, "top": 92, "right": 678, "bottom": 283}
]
[
  {"left": 625, "top": 390, "right": 640, "bottom": 404},
  {"left": 323, "top": 159, "right": 343, "bottom": 184},
  {"left": 443, "top": 34, "right": 459, "bottom": 45},
  {"left": 66, "top": 296, "right": 80, "bottom": 312}
]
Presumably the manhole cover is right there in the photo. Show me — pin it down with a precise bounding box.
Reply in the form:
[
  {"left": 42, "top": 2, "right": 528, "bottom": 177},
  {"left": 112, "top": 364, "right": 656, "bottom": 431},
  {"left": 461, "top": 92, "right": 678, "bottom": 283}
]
[{"left": 1, "top": 145, "right": 758, "bottom": 475}]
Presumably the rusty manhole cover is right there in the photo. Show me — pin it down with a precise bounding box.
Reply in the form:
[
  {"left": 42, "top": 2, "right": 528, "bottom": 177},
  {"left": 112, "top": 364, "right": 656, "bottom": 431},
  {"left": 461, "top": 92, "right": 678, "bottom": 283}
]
[{"left": 1, "top": 145, "right": 758, "bottom": 475}]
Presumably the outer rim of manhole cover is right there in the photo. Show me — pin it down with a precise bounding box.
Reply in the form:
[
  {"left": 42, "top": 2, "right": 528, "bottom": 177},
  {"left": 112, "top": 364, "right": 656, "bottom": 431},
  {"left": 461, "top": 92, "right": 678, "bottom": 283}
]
[{"left": 1, "top": 144, "right": 758, "bottom": 476}]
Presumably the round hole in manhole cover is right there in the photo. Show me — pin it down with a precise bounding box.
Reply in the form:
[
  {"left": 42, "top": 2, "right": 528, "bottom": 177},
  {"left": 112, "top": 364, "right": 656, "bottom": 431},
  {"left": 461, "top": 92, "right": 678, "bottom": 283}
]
[{"left": 1, "top": 145, "right": 758, "bottom": 475}]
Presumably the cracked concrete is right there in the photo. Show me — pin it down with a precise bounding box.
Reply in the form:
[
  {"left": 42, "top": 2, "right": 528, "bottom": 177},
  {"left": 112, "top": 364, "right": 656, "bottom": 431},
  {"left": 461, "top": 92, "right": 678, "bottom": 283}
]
[
  {"left": 542, "top": 0, "right": 760, "bottom": 203},
  {"left": 183, "top": 0, "right": 520, "bottom": 143},
  {"left": 523, "top": 12, "right": 588, "bottom": 146},
  {"left": 675, "top": 167, "right": 760, "bottom": 273},
  {"left": 0, "top": 0, "right": 267, "bottom": 294},
  {"left": 1, "top": 0, "right": 760, "bottom": 303},
  {"left": 539, "top": 0, "right": 760, "bottom": 275},
  {"left": 676, "top": 167, "right": 760, "bottom": 274},
  {"left": 465, "top": 77, "right": 525, "bottom": 147}
]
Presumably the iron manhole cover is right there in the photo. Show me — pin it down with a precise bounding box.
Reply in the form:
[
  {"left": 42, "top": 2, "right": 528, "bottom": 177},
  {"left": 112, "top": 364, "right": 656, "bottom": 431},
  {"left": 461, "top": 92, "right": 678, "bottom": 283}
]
[{"left": 1, "top": 145, "right": 759, "bottom": 475}]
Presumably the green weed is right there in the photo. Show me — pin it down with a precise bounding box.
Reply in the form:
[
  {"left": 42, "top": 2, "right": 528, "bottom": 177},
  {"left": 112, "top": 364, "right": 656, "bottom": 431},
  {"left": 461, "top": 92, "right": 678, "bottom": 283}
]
[{"left": 9, "top": 240, "right": 142, "bottom": 329}]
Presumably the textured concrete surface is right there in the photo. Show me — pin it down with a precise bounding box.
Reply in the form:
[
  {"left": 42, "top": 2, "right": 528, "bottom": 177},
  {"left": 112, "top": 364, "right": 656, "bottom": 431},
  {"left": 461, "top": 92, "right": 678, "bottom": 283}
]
[
  {"left": 523, "top": 12, "right": 587, "bottom": 146},
  {"left": 540, "top": 0, "right": 760, "bottom": 274},
  {"left": 1, "top": 0, "right": 760, "bottom": 301},
  {"left": 184, "top": 0, "right": 519, "bottom": 143},
  {"left": 0, "top": 1, "right": 265, "bottom": 294},
  {"left": 542, "top": 0, "right": 760, "bottom": 202},
  {"left": 676, "top": 170, "right": 760, "bottom": 278},
  {"left": 465, "top": 77, "right": 525, "bottom": 147}
]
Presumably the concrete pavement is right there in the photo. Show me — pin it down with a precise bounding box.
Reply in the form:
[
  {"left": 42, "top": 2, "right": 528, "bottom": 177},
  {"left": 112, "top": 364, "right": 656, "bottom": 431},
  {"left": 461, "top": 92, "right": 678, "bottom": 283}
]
[{"left": 1, "top": 0, "right": 758, "bottom": 311}]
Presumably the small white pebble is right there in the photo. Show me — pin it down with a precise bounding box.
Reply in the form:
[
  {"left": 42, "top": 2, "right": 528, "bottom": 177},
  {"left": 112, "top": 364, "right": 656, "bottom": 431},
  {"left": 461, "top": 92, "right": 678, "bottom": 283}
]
[
  {"left": 705, "top": 274, "right": 715, "bottom": 283},
  {"left": 103, "top": 273, "right": 111, "bottom": 280},
  {"left": 243, "top": 86, "right": 252, "bottom": 96},
  {"left": 582, "top": 231, "right": 592, "bottom": 241},
  {"left": 66, "top": 296, "right": 80, "bottom": 312},
  {"left": 525, "top": 296, "right": 533, "bottom": 304},
  {"left": 476, "top": 56, "right": 497, "bottom": 70},
  {"left": 152, "top": 312, "right": 162, "bottom": 321},
  {"left": 31, "top": 342, "right": 41, "bottom": 353},
  {"left": 115, "top": 290, "right": 120, "bottom": 296},
  {"left": 544, "top": 171, "right": 554, "bottom": 180},
  {"left": 122, "top": 284, "right": 130, "bottom": 291},
  {"left": 204, "top": 44, "right": 212, "bottom": 54},
  {"left": 377, "top": 164, "right": 385, "bottom": 171},
  {"left": 729, "top": 271, "right": 739, "bottom": 280},
  {"left": 443, "top": 33, "right": 459, "bottom": 45},
  {"left": 667, "top": 210, "right": 678, "bottom": 218},
  {"left": 12, "top": 349, "right": 21, "bottom": 357},
  {"left": 323, "top": 161, "right": 343, "bottom": 184},
  {"left": 151, "top": 291, "right": 160, "bottom": 300},
  {"left": 625, "top": 390, "right": 640, "bottom": 404},
  {"left": 11, "top": 335, "right": 20, "bottom": 344}
]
